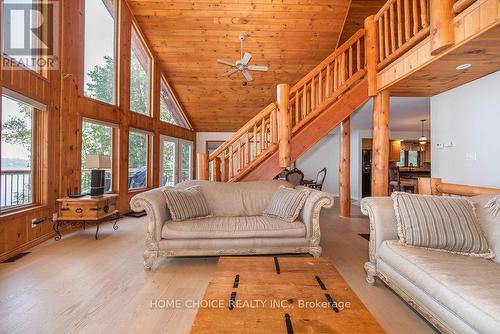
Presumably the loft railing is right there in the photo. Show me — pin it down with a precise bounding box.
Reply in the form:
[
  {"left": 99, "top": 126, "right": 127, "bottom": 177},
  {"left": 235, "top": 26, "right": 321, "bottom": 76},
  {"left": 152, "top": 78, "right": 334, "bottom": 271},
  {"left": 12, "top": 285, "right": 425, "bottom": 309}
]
[
  {"left": 196, "top": 0, "right": 481, "bottom": 182},
  {"left": 1, "top": 170, "right": 32, "bottom": 209},
  {"left": 289, "top": 29, "right": 366, "bottom": 133},
  {"left": 374, "top": 0, "right": 430, "bottom": 70}
]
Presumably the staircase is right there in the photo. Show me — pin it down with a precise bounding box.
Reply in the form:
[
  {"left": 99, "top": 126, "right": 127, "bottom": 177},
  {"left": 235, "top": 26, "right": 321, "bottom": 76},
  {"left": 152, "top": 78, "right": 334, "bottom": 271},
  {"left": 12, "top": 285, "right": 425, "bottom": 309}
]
[{"left": 202, "top": 29, "right": 370, "bottom": 182}]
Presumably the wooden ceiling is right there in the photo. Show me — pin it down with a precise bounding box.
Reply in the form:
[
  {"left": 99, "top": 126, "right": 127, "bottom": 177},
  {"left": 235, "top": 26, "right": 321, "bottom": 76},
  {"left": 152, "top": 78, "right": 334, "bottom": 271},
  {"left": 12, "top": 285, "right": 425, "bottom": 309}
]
[
  {"left": 389, "top": 24, "right": 500, "bottom": 96},
  {"left": 127, "top": 0, "right": 351, "bottom": 131},
  {"left": 337, "top": 0, "right": 386, "bottom": 45}
]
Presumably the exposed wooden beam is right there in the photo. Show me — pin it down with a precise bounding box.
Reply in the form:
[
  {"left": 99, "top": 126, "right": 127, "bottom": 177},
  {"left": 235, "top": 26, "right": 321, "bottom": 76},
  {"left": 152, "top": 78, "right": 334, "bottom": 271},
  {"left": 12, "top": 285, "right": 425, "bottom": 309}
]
[
  {"left": 371, "top": 90, "right": 390, "bottom": 196},
  {"left": 429, "top": 0, "right": 455, "bottom": 55}
]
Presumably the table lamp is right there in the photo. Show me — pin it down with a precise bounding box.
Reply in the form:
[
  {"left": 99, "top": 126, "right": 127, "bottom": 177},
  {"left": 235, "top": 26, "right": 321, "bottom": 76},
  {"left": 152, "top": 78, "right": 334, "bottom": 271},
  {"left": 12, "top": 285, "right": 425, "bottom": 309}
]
[{"left": 85, "top": 154, "right": 111, "bottom": 197}]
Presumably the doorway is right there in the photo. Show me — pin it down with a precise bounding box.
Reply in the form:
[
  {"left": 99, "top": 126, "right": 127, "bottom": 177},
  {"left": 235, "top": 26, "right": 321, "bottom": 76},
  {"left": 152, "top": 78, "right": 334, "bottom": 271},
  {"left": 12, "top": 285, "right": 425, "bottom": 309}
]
[{"left": 159, "top": 136, "right": 193, "bottom": 186}]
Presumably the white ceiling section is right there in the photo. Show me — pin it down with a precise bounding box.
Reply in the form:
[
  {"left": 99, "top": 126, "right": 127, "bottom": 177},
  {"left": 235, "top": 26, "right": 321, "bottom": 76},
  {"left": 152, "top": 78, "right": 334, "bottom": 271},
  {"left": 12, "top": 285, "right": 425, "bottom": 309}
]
[{"left": 350, "top": 97, "right": 431, "bottom": 132}]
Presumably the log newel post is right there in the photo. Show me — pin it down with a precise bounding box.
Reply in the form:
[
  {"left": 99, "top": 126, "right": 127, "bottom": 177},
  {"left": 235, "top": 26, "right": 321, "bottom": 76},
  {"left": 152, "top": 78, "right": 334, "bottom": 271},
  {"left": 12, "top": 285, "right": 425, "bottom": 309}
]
[
  {"left": 196, "top": 153, "right": 209, "bottom": 180},
  {"left": 277, "top": 84, "right": 291, "bottom": 168},
  {"left": 212, "top": 157, "right": 222, "bottom": 182},
  {"left": 371, "top": 90, "right": 390, "bottom": 196},
  {"left": 339, "top": 117, "right": 351, "bottom": 217},
  {"left": 364, "top": 15, "right": 379, "bottom": 97},
  {"left": 430, "top": 0, "right": 455, "bottom": 55}
]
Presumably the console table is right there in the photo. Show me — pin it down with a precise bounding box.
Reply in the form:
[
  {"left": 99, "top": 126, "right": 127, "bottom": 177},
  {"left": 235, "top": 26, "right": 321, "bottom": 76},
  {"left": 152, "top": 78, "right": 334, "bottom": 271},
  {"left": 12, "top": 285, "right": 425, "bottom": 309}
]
[{"left": 54, "top": 194, "right": 120, "bottom": 240}]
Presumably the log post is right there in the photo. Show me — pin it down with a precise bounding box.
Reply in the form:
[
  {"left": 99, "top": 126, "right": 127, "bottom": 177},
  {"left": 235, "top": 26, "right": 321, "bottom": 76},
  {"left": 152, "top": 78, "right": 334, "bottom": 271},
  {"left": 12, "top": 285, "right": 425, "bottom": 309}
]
[
  {"left": 364, "top": 15, "right": 379, "bottom": 97},
  {"left": 211, "top": 157, "right": 221, "bottom": 182},
  {"left": 430, "top": 0, "right": 455, "bottom": 55},
  {"left": 339, "top": 117, "right": 351, "bottom": 217},
  {"left": 371, "top": 90, "right": 390, "bottom": 196},
  {"left": 277, "top": 84, "right": 291, "bottom": 168},
  {"left": 196, "top": 153, "right": 209, "bottom": 180}
]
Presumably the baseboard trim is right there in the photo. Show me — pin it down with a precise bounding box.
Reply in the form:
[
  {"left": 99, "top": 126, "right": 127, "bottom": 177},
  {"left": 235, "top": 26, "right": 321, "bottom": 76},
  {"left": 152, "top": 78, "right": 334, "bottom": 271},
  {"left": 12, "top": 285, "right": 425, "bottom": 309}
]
[{"left": 0, "top": 232, "right": 54, "bottom": 263}]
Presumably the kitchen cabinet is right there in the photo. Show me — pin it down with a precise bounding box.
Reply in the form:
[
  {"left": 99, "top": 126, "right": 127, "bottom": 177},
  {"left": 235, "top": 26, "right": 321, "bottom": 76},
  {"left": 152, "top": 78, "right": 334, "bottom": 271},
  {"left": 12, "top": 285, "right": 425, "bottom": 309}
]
[{"left": 389, "top": 140, "right": 401, "bottom": 162}]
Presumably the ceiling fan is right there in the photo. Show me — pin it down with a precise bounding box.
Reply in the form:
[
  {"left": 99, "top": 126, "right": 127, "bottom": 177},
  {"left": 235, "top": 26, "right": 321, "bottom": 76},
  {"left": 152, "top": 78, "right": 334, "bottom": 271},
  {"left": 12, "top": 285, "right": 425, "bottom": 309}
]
[{"left": 217, "top": 35, "right": 269, "bottom": 83}]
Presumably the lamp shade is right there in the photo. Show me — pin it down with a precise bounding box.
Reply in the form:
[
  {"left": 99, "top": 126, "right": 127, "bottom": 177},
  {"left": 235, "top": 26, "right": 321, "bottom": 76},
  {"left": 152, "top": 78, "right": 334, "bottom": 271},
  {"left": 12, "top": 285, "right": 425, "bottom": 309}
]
[{"left": 85, "top": 154, "right": 111, "bottom": 169}]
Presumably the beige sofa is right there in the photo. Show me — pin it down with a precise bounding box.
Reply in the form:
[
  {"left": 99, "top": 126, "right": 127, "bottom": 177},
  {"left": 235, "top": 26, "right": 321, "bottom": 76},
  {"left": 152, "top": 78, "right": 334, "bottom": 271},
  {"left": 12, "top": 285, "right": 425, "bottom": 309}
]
[
  {"left": 130, "top": 180, "right": 334, "bottom": 270},
  {"left": 361, "top": 194, "right": 500, "bottom": 334}
]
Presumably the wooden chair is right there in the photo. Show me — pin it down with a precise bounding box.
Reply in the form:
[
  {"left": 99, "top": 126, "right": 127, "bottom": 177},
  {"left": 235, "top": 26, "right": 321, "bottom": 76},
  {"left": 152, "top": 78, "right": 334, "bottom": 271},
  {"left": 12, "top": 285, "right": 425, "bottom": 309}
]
[
  {"left": 285, "top": 168, "right": 304, "bottom": 187},
  {"left": 389, "top": 167, "right": 400, "bottom": 193},
  {"left": 304, "top": 168, "right": 327, "bottom": 191}
]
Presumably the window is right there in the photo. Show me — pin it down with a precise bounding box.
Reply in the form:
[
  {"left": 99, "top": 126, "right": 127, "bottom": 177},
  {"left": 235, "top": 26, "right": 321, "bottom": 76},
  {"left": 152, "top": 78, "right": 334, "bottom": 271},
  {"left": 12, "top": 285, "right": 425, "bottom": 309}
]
[
  {"left": 130, "top": 26, "right": 151, "bottom": 116},
  {"left": 160, "top": 76, "right": 190, "bottom": 128},
  {"left": 81, "top": 120, "right": 113, "bottom": 194},
  {"left": 128, "top": 130, "right": 149, "bottom": 190},
  {"left": 408, "top": 151, "right": 419, "bottom": 167},
  {"left": 396, "top": 150, "right": 405, "bottom": 167},
  {"left": 83, "top": 0, "right": 117, "bottom": 104},
  {"left": 2, "top": 0, "right": 41, "bottom": 72},
  {"left": 159, "top": 137, "right": 193, "bottom": 186},
  {"left": 1, "top": 95, "right": 35, "bottom": 210},
  {"left": 180, "top": 140, "right": 193, "bottom": 182}
]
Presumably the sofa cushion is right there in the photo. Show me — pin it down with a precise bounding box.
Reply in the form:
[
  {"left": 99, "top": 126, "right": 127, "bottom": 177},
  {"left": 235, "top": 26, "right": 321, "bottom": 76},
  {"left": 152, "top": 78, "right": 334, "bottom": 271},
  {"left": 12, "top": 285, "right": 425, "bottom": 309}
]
[
  {"left": 264, "top": 186, "right": 310, "bottom": 222},
  {"left": 175, "top": 180, "right": 294, "bottom": 217},
  {"left": 392, "top": 192, "right": 493, "bottom": 258},
  {"left": 161, "top": 216, "right": 306, "bottom": 239},
  {"left": 162, "top": 186, "right": 210, "bottom": 221},
  {"left": 378, "top": 240, "right": 500, "bottom": 333},
  {"left": 471, "top": 194, "right": 500, "bottom": 264}
]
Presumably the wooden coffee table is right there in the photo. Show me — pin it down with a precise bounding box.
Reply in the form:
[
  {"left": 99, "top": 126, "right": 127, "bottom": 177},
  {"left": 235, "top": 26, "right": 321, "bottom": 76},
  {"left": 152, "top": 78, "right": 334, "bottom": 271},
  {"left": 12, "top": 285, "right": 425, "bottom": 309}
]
[{"left": 190, "top": 256, "right": 384, "bottom": 333}]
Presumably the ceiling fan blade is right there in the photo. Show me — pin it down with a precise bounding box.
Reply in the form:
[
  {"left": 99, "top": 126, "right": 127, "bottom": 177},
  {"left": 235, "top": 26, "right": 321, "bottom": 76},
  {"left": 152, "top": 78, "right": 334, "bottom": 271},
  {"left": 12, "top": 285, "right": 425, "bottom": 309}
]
[
  {"left": 217, "top": 59, "right": 235, "bottom": 67},
  {"left": 242, "top": 70, "right": 253, "bottom": 82},
  {"left": 241, "top": 52, "right": 252, "bottom": 65},
  {"left": 247, "top": 65, "right": 268, "bottom": 72},
  {"left": 223, "top": 68, "right": 239, "bottom": 77}
]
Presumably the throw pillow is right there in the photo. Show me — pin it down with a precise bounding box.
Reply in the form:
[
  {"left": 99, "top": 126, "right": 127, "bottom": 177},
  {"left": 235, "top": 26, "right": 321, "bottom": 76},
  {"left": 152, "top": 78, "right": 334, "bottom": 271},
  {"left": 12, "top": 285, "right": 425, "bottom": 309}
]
[
  {"left": 392, "top": 192, "right": 494, "bottom": 258},
  {"left": 162, "top": 186, "right": 210, "bottom": 222},
  {"left": 264, "top": 186, "right": 310, "bottom": 223}
]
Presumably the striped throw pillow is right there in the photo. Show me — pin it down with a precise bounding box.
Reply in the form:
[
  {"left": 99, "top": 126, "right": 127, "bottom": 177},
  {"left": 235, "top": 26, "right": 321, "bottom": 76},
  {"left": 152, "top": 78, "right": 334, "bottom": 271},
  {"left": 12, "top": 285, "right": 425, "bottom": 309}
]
[
  {"left": 392, "top": 192, "right": 494, "bottom": 258},
  {"left": 163, "top": 186, "right": 210, "bottom": 222},
  {"left": 264, "top": 186, "right": 310, "bottom": 223}
]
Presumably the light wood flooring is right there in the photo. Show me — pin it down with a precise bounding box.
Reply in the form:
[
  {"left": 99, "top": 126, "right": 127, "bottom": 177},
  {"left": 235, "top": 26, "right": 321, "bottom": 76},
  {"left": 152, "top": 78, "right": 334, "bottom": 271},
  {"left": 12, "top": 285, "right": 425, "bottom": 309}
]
[{"left": 0, "top": 203, "right": 436, "bottom": 334}]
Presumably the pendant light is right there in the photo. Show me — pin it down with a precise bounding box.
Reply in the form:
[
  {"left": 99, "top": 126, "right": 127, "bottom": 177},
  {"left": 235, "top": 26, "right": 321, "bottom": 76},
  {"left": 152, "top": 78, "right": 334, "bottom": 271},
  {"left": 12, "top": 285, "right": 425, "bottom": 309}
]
[{"left": 418, "top": 119, "right": 428, "bottom": 145}]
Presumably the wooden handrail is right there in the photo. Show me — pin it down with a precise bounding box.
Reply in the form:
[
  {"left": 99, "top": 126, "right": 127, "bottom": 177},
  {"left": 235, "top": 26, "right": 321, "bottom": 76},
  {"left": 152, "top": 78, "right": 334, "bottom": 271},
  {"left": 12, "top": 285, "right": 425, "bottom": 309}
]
[
  {"left": 290, "top": 29, "right": 366, "bottom": 95},
  {"left": 453, "top": 0, "right": 476, "bottom": 14},
  {"left": 209, "top": 102, "right": 277, "bottom": 160},
  {"left": 418, "top": 178, "right": 500, "bottom": 196}
]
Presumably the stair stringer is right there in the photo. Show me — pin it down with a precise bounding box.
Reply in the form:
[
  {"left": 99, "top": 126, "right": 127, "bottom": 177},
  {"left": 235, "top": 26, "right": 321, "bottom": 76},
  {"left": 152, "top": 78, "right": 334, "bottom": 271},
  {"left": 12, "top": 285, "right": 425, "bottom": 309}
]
[{"left": 241, "top": 78, "right": 369, "bottom": 181}]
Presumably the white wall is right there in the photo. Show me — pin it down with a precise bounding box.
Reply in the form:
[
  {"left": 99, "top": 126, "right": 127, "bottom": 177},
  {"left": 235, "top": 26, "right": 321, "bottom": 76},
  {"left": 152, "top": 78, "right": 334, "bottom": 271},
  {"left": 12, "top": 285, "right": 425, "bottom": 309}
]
[
  {"left": 431, "top": 71, "right": 500, "bottom": 188},
  {"left": 196, "top": 132, "right": 234, "bottom": 154},
  {"left": 296, "top": 128, "right": 423, "bottom": 199}
]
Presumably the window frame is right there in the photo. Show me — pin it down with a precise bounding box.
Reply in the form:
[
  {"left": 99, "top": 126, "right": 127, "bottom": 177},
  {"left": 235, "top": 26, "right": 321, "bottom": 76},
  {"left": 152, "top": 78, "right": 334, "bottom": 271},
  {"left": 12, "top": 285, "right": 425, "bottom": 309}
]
[
  {"left": 82, "top": 0, "right": 119, "bottom": 106},
  {"left": 127, "top": 128, "right": 152, "bottom": 192},
  {"left": 159, "top": 74, "right": 191, "bottom": 129},
  {"left": 129, "top": 22, "right": 153, "bottom": 117},
  {"left": 80, "top": 118, "right": 117, "bottom": 195},
  {"left": 0, "top": 91, "right": 45, "bottom": 215}
]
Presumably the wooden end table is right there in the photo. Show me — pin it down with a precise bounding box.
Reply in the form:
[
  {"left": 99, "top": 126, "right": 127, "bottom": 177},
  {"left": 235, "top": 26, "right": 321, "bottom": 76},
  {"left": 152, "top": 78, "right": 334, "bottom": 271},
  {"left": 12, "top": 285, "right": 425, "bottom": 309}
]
[{"left": 54, "top": 194, "right": 120, "bottom": 240}]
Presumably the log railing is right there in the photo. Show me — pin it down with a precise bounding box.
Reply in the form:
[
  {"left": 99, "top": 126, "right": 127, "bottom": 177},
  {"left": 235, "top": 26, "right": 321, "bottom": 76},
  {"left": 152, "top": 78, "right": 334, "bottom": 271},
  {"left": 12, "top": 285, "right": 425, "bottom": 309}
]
[
  {"left": 374, "top": 0, "right": 430, "bottom": 70},
  {"left": 289, "top": 29, "right": 366, "bottom": 133},
  {"left": 204, "top": 102, "right": 279, "bottom": 181},
  {"left": 196, "top": 0, "right": 480, "bottom": 182}
]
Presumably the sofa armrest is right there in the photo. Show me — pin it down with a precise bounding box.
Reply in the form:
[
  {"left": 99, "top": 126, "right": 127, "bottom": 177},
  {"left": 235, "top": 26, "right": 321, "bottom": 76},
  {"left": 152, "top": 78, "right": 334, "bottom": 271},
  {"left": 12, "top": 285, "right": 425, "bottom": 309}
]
[
  {"left": 130, "top": 187, "right": 171, "bottom": 245},
  {"left": 297, "top": 186, "right": 334, "bottom": 245},
  {"left": 360, "top": 197, "right": 398, "bottom": 263}
]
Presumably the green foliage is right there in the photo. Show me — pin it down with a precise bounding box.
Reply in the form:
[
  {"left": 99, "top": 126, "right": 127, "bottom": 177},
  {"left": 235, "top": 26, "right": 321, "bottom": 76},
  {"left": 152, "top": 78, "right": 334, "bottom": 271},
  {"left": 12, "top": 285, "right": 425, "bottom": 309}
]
[
  {"left": 1, "top": 103, "right": 32, "bottom": 151},
  {"left": 130, "top": 51, "right": 149, "bottom": 115},
  {"left": 85, "top": 55, "right": 115, "bottom": 104}
]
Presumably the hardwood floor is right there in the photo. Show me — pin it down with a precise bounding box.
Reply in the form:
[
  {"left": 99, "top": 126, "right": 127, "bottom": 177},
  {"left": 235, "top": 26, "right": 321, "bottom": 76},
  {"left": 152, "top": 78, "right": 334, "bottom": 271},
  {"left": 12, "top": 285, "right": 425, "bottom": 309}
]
[{"left": 0, "top": 202, "right": 436, "bottom": 334}]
